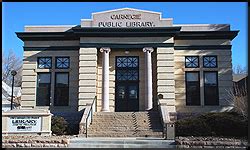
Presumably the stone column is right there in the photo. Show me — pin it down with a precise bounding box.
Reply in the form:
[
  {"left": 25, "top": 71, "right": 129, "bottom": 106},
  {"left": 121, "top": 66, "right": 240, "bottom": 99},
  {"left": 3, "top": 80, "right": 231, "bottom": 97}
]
[
  {"left": 143, "top": 47, "right": 154, "bottom": 110},
  {"left": 100, "top": 47, "right": 111, "bottom": 112}
]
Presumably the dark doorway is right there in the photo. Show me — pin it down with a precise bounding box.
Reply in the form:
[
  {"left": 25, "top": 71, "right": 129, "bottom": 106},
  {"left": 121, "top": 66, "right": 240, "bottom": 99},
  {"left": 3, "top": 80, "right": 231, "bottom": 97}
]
[{"left": 115, "top": 56, "right": 139, "bottom": 112}]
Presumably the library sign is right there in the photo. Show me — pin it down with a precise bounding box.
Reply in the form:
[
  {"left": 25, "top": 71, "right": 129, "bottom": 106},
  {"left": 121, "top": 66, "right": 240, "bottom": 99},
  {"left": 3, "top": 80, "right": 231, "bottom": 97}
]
[
  {"left": 88, "top": 8, "right": 170, "bottom": 28},
  {"left": 8, "top": 116, "right": 41, "bottom": 132},
  {"left": 97, "top": 14, "right": 155, "bottom": 27}
]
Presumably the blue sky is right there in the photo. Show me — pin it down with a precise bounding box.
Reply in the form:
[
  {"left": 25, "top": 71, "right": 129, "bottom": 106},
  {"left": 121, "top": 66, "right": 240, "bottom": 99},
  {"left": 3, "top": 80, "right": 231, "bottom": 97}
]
[{"left": 2, "top": 2, "right": 248, "bottom": 69}]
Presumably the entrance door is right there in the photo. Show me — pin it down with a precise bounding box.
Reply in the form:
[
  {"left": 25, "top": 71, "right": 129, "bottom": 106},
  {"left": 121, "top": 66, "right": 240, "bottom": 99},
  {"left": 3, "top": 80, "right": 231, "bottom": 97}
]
[{"left": 115, "top": 56, "right": 139, "bottom": 112}]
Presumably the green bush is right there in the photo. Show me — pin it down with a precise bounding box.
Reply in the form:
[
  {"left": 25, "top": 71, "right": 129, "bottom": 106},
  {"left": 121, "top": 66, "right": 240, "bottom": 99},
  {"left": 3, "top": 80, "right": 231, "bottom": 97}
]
[
  {"left": 51, "top": 116, "right": 68, "bottom": 135},
  {"left": 176, "top": 112, "right": 247, "bottom": 137}
]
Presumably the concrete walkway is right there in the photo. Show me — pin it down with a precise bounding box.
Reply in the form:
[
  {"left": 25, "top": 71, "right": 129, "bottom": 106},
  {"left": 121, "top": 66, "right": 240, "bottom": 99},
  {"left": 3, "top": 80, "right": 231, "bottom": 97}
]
[{"left": 68, "top": 137, "right": 176, "bottom": 148}]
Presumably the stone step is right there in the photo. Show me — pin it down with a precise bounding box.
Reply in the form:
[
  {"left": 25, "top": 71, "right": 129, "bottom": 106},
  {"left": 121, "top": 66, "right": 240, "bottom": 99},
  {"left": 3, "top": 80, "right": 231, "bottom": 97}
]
[
  {"left": 87, "top": 134, "right": 163, "bottom": 137},
  {"left": 88, "top": 131, "right": 163, "bottom": 133},
  {"left": 88, "top": 127, "right": 163, "bottom": 130},
  {"left": 69, "top": 143, "right": 175, "bottom": 148},
  {"left": 91, "top": 119, "right": 160, "bottom": 121},
  {"left": 93, "top": 115, "right": 160, "bottom": 118},
  {"left": 92, "top": 115, "right": 158, "bottom": 117},
  {"left": 87, "top": 134, "right": 163, "bottom": 138},
  {"left": 68, "top": 138, "right": 176, "bottom": 148},
  {"left": 91, "top": 118, "right": 159, "bottom": 120},
  {"left": 90, "top": 123, "right": 161, "bottom": 126},
  {"left": 88, "top": 126, "right": 163, "bottom": 129},
  {"left": 88, "top": 129, "right": 163, "bottom": 132},
  {"left": 87, "top": 130, "right": 163, "bottom": 133},
  {"left": 92, "top": 117, "right": 161, "bottom": 119},
  {"left": 94, "top": 112, "right": 158, "bottom": 114},
  {"left": 91, "top": 121, "right": 161, "bottom": 123},
  {"left": 88, "top": 130, "right": 163, "bottom": 133},
  {"left": 93, "top": 114, "right": 160, "bottom": 116},
  {"left": 90, "top": 121, "right": 161, "bottom": 124},
  {"left": 91, "top": 120, "right": 161, "bottom": 123},
  {"left": 88, "top": 132, "right": 163, "bottom": 135},
  {"left": 90, "top": 122, "right": 161, "bottom": 125},
  {"left": 88, "top": 111, "right": 163, "bottom": 138},
  {"left": 88, "top": 126, "right": 162, "bottom": 129}
]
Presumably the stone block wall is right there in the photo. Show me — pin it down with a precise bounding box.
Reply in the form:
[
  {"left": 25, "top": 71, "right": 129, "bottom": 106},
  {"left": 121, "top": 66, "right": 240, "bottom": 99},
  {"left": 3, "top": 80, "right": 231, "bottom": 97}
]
[
  {"left": 174, "top": 46, "right": 233, "bottom": 112},
  {"left": 156, "top": 47, "right": 176, "bottom": 112},
  {"left": 22, "top": 50, "right": 79, "bottom": 113},
  {"left": 78, "top": 48, "right": 98, "bottom": 111}
]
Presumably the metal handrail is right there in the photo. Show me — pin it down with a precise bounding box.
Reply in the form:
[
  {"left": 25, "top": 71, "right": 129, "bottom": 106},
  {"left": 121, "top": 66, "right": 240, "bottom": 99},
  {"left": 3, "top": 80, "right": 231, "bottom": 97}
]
[
  {"left": 85, "top": 96, "right": 97, "bottom": 138},
  {"left": 157, "top": 94, "right": 167, "bottom": 138}
]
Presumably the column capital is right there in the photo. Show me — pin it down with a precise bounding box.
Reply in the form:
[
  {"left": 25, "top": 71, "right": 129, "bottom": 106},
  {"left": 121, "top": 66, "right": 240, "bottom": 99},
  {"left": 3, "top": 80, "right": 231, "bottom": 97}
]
[
  {"left": 143, "top": 47, "right": 154, "bottom": 53},
  {"left": 100, "top": 47, "right": 111, "bottom": 53}
]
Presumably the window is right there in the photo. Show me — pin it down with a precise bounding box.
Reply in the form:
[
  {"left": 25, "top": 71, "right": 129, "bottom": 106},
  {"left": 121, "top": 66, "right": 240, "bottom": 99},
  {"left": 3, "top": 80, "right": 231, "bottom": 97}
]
[
  {"left": 185, "top": 72, "right": 200, "bottom": 105},
  {"left": 185, "top": 56, "right": 199, "bottom": 68},
  {"left": 203, "top": 56, "right": 217, "bottom": 68},
  {"left": 116, "top": 56, "right": 139, "bottom": 81},
  {"left": 36, "top": 73, "right": 51, "bottom": 106},
  {"left": 54, "top": 72, "right": 69, "bottom": 106},
  {"left": 37, "top": 57, "right": 52, "bottom": 69},
  {"left": 56, "top": 57, "right": 70, "bottom": 69},
  {"left": 204, "top": 72, "right": 219, "bottom": 105},
  {"left": 116, "top": 57, "right": 138, "bottom": 68}
]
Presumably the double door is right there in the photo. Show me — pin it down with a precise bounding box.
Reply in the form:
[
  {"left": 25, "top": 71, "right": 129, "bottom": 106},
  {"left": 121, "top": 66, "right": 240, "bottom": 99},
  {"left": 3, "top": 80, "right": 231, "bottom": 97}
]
[
  {"left": 115, "top": 82, "right": 139, "bottom": 111},
  {"left": 115, "top": 56, "right": 139, "bottom": 112}
]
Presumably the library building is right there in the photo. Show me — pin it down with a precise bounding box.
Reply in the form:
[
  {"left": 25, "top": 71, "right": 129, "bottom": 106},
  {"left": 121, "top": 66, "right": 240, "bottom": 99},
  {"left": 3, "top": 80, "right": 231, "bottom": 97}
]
[{"left": 16, "top": 8, "right": 239, "bottom": 137}]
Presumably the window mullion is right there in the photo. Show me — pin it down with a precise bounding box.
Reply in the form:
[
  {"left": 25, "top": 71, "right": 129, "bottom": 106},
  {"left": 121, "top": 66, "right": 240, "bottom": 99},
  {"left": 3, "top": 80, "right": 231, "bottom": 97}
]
[
  {"left": 50, "top": 71, "right": 55, "bottom": 106},
  {"left": 200, "top": 70, "right": 205, "bottom": 106}
]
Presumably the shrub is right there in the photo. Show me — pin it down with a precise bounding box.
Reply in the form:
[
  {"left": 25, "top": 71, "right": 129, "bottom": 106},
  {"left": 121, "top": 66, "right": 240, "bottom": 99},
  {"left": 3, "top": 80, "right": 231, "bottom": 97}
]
[
  {"left": 199, "top": 112, "right": 247, "bottom": 137},
  {"left": 66, "top": 124, "right": 79, "bottom": 135},
  {"left": 176, "top": 118, "right": 212, "bottom": 136},
  {"left": 51, "top": 116, "right": 68, "bottom": 135},
  {"left": 176, "top": 112, "right": 247, "bottom": 137}
]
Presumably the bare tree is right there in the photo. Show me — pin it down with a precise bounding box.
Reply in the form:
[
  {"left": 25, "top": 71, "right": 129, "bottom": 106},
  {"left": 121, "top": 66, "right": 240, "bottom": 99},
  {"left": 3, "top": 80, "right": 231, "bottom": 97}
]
[
  {"left": 233, "top": 64, "right": 248, "bottom": 74},
  {"left": 2, "top": 49, "right": 23, "bottom": 87}
]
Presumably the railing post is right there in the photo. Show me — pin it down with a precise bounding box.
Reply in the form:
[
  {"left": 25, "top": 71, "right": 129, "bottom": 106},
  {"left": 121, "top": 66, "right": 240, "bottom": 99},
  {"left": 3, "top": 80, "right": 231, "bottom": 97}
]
[
  {"left": 86, "top": 117, "right": 88, "bottom": 138},
  {"left": 165, "top": 122, "right": 175, "bottom": 140},
  {"left": 85, "top": 96, "right": 97, "bottom": 138}
]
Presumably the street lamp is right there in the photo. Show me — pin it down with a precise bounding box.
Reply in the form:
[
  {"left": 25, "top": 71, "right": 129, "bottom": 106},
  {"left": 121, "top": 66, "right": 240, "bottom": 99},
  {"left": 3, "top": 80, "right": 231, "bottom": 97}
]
[{"left": 10, "top": 70, "right": 17, "bottom": 110}]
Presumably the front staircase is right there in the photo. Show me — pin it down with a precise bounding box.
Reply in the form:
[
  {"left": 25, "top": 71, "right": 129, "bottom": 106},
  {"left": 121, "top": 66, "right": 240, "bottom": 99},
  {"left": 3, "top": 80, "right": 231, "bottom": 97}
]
[{"left": 87, "top": 111, "right": 163, "bottom": 137}]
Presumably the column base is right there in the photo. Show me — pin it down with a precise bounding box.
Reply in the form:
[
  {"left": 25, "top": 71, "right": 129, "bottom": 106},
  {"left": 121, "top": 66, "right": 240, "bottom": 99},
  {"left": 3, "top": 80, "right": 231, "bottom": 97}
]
[
  {"left": 101, "top": 109, "right": 110, "bottom": 112},
  {"left": 145, "top": 107, "right": 153, "bottom": 111}
]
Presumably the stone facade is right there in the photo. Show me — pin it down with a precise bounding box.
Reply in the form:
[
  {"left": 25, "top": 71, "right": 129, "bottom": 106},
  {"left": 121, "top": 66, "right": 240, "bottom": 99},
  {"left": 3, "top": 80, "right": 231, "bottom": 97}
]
[
  {"left": 16, "top": 8, "right": 238, "bottom": 124},
  {"left": 78, "top": 48, "right": 98, "bottom": 111},
  {"left": 174, "top": 40, "right": 233, "bottom": 113}
]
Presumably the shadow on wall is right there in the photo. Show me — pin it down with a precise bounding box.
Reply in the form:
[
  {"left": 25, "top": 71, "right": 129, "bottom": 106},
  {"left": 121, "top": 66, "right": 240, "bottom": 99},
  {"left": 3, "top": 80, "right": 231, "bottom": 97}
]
[
  {"left": 174, "top": 49, "right": 233, "bottom": 109},
  {"left": 23, "top": 50, "right": 80, "bottom": 114}
]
